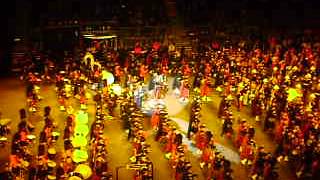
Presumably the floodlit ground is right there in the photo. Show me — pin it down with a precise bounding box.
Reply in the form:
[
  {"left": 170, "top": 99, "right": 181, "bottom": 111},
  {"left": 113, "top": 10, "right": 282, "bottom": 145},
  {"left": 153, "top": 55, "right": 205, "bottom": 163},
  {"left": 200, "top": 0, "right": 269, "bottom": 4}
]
[{"left": 0, "top": 77, "right": 295, "bottom": 179}]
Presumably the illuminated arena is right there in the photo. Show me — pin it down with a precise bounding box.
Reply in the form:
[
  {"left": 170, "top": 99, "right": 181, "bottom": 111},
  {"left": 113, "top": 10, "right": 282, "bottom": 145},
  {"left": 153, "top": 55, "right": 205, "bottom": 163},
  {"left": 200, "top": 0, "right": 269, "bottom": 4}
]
[{"left": 0, "top": 0, "right": 320, "bottom": 180}]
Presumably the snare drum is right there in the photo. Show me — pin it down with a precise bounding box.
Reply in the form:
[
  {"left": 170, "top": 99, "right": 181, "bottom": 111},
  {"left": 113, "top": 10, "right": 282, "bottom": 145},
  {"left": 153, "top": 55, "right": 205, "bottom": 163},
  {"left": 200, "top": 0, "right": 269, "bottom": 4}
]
[
  {"left": 27, "top": 134, "right": 36, "bottom": 141},
  {"left": 69, "top": 172, "right": 84, "bottom": 179},
  {"left": 47, "top": 175, "right": 57, "bottom": 180},
  {"left": 47, "top": 160, "right": 57, "bottom": 173},
  {"left": 48, "top": 160, "right": 57, "bottom": 168},
  {"left": 48, "top": 148, "right": 57, "bottom": 160},
  {"left": 0, "top": 136, "right": 8, "bottom": 142},
  {"left": 21, "top": 160, "right": 30, "bottom": 168}
]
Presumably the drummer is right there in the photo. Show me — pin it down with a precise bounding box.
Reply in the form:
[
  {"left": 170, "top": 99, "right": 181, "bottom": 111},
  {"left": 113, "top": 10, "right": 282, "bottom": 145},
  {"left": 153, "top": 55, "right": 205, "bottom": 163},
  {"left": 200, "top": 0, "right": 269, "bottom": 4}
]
[
  {"left": 37, "top": 156, "right": 48, "bottom": 180},
  {"left": 15, "top": 123, "right": 30, "bottom": 147},
  {"left": 56, "top": 162, "right": 67, "bottom": 179},
  {"left": 19, "top": 108, "right": 34, "bottom": 132},
  {"left": 27, "top": 134, "right": 36, "bottom": 144},
  {"left": 47, "top": 160, "right": 57, "bottom": 175},
  {"left": 48, "top": 147, "right": 57, "bottom": 160},
  {"left": 44, "top": 106, "right": 56, "bottom": 127},
  {"left": 9, "top": 154, "right": 21, "bottom": 176},
  {"left": 51, "top": 131, "right": 60, "bottom": 144},
  {"left": 0, "top": 115, "right": 11, "bottom": 136}
]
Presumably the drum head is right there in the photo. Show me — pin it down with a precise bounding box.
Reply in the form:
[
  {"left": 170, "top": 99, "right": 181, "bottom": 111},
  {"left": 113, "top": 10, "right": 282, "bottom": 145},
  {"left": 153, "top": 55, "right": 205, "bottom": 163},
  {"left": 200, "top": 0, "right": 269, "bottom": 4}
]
[
  {"left": 27, "top": 135, "right": 36, "bottom": 140},
  {"left": 47, "top": 175, "right": 56, "bottom": 180},
  {"left": 0, "top": 137, "right": 8, "bottom": 141},
  {"left": 52, "top": 132, "right": 60, "bottom": 137},
  {"left": 21, "top": 160, "right": 30, "bottom": 168},
  {"left": 0, "top": 118, "right": 11, "bottom": 125},
  {"left": 48, "top": 148, "right": 57, "bottom": 155},
  {"left": 68, "top": 176, "right": 82, "bottom": 180}
]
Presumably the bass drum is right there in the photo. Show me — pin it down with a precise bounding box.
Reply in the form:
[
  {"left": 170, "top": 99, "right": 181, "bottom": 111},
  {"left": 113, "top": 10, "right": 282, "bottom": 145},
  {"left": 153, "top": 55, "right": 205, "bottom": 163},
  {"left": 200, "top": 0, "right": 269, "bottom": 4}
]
[{"left": 74, "top": 164, "right": 92, "bottom": 179}]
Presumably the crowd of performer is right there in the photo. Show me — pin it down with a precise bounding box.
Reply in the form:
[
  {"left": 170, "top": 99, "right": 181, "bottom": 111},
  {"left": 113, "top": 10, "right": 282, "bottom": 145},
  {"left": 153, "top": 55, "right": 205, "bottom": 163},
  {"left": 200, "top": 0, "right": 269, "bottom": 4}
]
[
  {"left": 5, "top": 72, "right": 113, "bottom": 179},
  {"left": 0, "top": 31, "right": 319, "bottom": 180}
]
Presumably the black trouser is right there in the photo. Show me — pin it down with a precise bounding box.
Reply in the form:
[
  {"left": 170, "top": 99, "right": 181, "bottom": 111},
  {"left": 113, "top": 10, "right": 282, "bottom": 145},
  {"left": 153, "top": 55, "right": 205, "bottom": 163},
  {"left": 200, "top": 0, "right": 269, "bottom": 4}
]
[{"left": 128, "top": 128, "right": 133, "bottom": 141}]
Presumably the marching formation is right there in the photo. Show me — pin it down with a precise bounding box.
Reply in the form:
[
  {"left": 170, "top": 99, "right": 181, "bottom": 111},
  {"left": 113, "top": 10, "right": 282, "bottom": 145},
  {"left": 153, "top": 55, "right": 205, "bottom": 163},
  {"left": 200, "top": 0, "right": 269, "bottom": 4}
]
[{"left": 0, "top": 32, "right": 319, "bottom": 180}]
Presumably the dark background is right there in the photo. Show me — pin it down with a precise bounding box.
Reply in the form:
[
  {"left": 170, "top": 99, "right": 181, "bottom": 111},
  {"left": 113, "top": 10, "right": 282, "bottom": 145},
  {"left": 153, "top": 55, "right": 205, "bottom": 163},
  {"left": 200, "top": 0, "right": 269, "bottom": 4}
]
[{"left": 1, "top": 0, "right": 320, "bottom": 75}]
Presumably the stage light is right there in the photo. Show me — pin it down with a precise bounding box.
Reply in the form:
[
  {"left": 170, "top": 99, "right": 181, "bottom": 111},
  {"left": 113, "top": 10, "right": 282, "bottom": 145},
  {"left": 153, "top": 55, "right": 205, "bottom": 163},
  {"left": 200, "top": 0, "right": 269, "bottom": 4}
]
[
  {"left": 13, "top": 38, "right": 21, "bottom": 42},
  {"left": 83, "top": 35, "right": 117, "bottom": 39}
]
